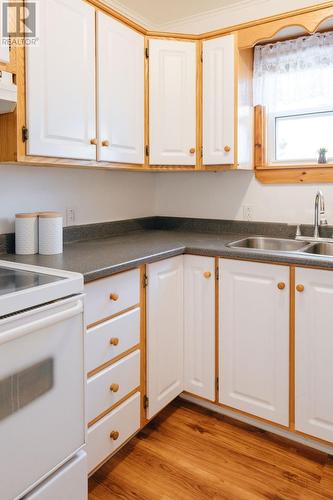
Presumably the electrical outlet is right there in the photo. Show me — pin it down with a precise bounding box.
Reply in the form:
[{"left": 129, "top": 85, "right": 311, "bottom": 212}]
[
  {"left": 66, "top": 208, "right": 75, "bottom": 227},
  {"left": 243, "top": 205, "right": 255, "bottom": 221}
]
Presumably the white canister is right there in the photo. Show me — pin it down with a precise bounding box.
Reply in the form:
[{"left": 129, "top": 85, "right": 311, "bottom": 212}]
[
  {"left": 39, "top": 212, "right": 63, "bottom": 255},
  {"left": 15, "top": 213, "right": 39, "bottom": 255}
]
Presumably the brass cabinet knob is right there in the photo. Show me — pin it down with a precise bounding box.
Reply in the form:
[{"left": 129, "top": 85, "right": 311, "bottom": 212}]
[
  {"left": 102, "top": 140, "right": 110, "bottom": 147},
  {"left": 224, "top": 145, "right": 231, "bottom": 153},
  {"left": 296, "top": 284, "right": 305, "bottom": 293},
  {"left": 90, "top": 138, "right": 97, "bottom": 145},
  {"left": 189, "top": 148, "right": 196, "bottom": 154},
  {"left": 110, "top": 383, "right": 119, "bottom": 393},
  {"left": 110, "top": 293, "right": 119, "bottom": 301},
  {"left": 110, "top": 337, "right": 119, "bottom": 346},
  {"left": 203, "top": 272, "right": 212, "bottom": 279},
  {"left": 110, "top": 431, "right": 119, "bottom": 441},
  {"left": 277, "top": 282, "right": 286, "bottom": 290}
]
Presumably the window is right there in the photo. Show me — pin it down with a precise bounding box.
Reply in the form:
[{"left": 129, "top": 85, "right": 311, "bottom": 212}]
[{"left": 254, "top": 31, "right": 333, "bottom": 165}]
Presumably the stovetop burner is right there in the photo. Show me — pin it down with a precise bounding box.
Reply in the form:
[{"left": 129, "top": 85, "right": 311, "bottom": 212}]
[{"left": 0, "top": 267, "right": 64, "bottom": 296}]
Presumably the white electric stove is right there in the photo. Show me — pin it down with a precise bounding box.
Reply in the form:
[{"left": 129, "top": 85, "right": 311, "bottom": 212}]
[{"left": 0, "top": 260, "right": 87, "bottom": 500}]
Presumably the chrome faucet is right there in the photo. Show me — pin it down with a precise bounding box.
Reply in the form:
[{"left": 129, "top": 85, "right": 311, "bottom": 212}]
[{"left": 314, "top": 190, "right": 327, "bottom": 239}]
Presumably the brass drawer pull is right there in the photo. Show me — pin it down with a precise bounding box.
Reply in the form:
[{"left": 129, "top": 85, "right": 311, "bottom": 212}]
[
  {"left": 189, "top": 148, "right": 196, "bottom": 154},
  {"left": 110, "top": 338, "right": 119, "bottom": 346},
  {"left": 110, "top": 293, "right": 119, "bottom": 301},
  {"left": 203, "top": 272, "right": 212, "bottom": 279},
  {"left": 296, "top": 284, "right": 305, "bottom": 293},
  {"left": 90, "top": 138, "right": 97, "bottom": 145},
  {"left": 224, "top": 145, "right": 231, "bottom": 153},
  {"left": 277, "top": 282, "right": 286, "bottom": 290},
  {"left": 110, "top": 383, "right": 119, "bottom": 393},
  {"left": 110, "top": 431, "right": 119, "bottom": 441},
  {"left": 102, "top": 140, "right": 110, "bottom": 147}
]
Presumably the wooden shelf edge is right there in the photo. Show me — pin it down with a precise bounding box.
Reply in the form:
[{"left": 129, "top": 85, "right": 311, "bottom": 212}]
[{"left": 256, "top": 166, "right": 333, "bottom": 184}]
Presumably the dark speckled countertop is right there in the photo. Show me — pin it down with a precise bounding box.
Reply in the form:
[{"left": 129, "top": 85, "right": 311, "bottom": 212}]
[{"left": 2, "top": 216, "right": 333, "bottom": 282}]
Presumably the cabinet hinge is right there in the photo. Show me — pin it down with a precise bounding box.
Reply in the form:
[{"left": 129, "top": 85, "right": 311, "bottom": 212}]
[
  {"left": 145, "top": 145, "right": 149, "bottom": 157},
  {"left": 201, "top": 146, "right": 203, "bottom": 158},
  {"left": 216, "top": 267, "right": 219, "bottom": 281},
  {"left": 201, "top": 50, "right": 203, "bottom": 63},
  {"left": 145, "top": 47, "right": 149, "bottom": 59},
  {"left": 216, "top": 377, "right": 219, "bottom": 391},
  {"left": 22, "top": 126, "right": 29, "bottom": 143},
  {"left": 144, "top": 395, "right": 149, "bottom": 409},
  {"left": 143, "top": 273, "right": 148, "bottom": 288}
]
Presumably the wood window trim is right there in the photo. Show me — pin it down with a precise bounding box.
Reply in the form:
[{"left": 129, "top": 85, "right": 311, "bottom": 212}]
[{"left": 254, "top": 106, "right": 333, "bottom": 184}]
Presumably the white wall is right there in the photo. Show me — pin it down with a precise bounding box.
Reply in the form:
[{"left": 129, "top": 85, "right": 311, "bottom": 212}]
[
  {"left": 155, "top": 171, "right": 333, "bottom": 225},
  {"left": 160, "top": 0, "right": 322, "bottom": 33},
  {"left": 0, "top": 166, "right": 155, "bottom": 234}
]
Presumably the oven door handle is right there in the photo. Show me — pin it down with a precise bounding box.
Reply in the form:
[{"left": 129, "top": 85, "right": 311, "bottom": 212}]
[{"left": 0, "top": 300, "right": 83, "bottom": 346}]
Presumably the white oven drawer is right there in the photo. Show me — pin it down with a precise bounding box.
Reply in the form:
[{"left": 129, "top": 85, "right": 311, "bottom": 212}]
[
  {"left": 24, "top": 450, "right": 87, "bottom": 500},
  {"left": 87, "top": 350, "right": 140, "bottom": 424},
  {"left": 87, "top": 392, "right": 140, "bottom": 473},
  {"left": 86, "top": 307, "right": 140, "bottom": 374},
  {"left": 85, "top": 269, "right": 140, "bottom": 327}
]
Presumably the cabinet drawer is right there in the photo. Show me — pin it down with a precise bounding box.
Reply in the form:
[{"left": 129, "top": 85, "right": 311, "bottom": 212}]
[
  {"left": 85, "top": 269, "right": 140, "bottom": 326},
  {"left": 87, "top": 392, "right": 140, "bottom": 473},
  {"left": 86, "top": 307, "right": 140, "bottom": 374},
  {"left": 87, "top": 350, "right": 140, "bottom": 424}
]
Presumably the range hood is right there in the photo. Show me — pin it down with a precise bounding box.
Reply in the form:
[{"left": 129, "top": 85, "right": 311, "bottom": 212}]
[{"left": 0, "top": 71, "right": 17, "bottom": 114}]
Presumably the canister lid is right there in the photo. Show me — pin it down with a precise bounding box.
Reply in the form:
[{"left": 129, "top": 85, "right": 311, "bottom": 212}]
[
  {"left": 15, "top": 212, "right": 38, "bottom": 218},
  {"left": 39, "top": 211, "right": 63, "bottom": 218}
]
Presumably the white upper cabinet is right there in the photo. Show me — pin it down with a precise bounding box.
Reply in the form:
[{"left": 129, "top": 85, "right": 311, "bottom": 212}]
[
  {"left": 26, "top": 0, "right": 96, "bottom": 160},
  {"left": 203, "top": 35, "right": 235, "bottom": 165},
  {"left": 97, "top": 13, "right": 144, "bottom": 164},
  {"left": 146, "top": 256, "right": 184, "bottom": 419},
  {"left": 149, "top": 39, "right": 197, "bottom": 165},
  {"left": 219, "top": 259, "right": 289, "bottom": 426},
  {"left": 184, "top": 256, "right": 215, "bottom": 401},
  {"left": 295, "top": 268, "right": 333, "bottom": 443}
]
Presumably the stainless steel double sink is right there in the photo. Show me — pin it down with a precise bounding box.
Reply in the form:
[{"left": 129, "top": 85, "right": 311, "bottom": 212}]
[{"left": 227, "top": 237, "right": 333, "bottom": 256}]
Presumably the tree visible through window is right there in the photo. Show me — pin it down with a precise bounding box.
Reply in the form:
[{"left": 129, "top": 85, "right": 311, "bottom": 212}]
[{"left": 253, "top": 31, "right": 333, "bottom": 164}]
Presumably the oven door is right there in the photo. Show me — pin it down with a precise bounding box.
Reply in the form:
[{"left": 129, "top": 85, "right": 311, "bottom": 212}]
[{"left": 0, "top": 296, "right": 85, "bottom": 500}]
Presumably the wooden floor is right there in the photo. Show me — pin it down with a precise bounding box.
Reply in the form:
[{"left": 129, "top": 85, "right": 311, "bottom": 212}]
[{"left": 89, "top": 399, "right": 333, "bottom": 499}]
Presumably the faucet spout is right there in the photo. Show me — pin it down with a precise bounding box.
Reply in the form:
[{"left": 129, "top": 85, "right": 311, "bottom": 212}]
[{"left": 314, "top": 190, "right": 327, "bottom": 239}]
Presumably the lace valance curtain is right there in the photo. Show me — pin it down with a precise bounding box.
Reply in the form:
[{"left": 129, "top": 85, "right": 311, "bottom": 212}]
[{"left": 253, "top": 31, "right": 333, "bottom": 113}]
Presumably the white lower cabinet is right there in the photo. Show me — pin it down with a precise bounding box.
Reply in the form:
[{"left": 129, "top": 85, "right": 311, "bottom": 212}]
[
  {"left": 295, "top": 267, "right": 333, "bottom": 443},
  {"left": 87, "top": 392, "right": 141, "bottom": 473},
  {"left": 184, "top": 255, "right": 215, "bottom": 401},
  {"left": 87, "top": 350, "right": 140, "bottom": 424},
  {"left": 146, "top": 256, "right": 184, "bottom": 419},
  {"left": 219, "top": 259, "right": 289, "bottom": 426}
]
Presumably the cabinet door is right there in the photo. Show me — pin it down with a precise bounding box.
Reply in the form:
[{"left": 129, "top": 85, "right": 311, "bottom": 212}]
[
  {"left": 203, "top": 35, "right": 235, "bottom": 165},
  {"left": 184, "top": 255, "right": 215, "bottom": 401},
  {"left": 219, "top": 259, "right": 289, "bottom": 426},
  {"left": 146, "top": 256, "right": 183, "bottom": 419},
  {"left": 26, "top": 0, "right": 96, "bottom": 160},
  {"left": 149, "top": 39, "right": 196, "bottom": 165},
  {"left": 97, "top": 13, "right": 144, "bottom": 164},
  {"left": 295, "top": 268, "right": 333, "bottom": 442}
]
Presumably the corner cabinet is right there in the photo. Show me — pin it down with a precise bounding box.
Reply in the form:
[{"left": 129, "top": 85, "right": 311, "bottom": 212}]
[
  {"left": 146, "top": 256, "right": 184, "bottom": 419},
  {"left": 96, "top": 12, "right": 144, "bottom": 164},
  {"left": 184, "top": 255, "right": 215, "bottom": 401},
  {"left": 219, "top": 259, "right": 289, "bottom": 426},
  {"left": 203, "top": 35, "right": 235, "bottom": 166},
  {"left": 295, "top": 268, "right": 333, "bottom": 442},
  {"left": 26, "top": 0, "right": 96, "bottom": 160},
  {"left": 149, "top": 39, "right": 197, "bottom": 166}
]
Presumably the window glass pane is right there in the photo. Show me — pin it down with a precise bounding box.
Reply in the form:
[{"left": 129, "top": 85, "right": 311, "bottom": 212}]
[{"left": 275, "top": 111, "right": 333, "bottom": 162}]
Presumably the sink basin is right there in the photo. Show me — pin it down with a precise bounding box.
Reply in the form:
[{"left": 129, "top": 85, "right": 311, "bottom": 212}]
[
  {"left": 301, "top": 242, "right": 333, "bottom": 256},
  {"left": 227, "top": 237, "right": 309, "bottom": 252}
]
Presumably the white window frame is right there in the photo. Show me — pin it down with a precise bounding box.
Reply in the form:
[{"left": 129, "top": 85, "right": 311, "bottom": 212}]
[{"left": 267, "top": 106, "right": 333, "bottom": 165}]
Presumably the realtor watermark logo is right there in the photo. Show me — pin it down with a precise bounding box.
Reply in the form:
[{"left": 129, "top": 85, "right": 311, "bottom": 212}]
[{"left": 1, "top": 1, "right": 39, "bottom": 47}]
